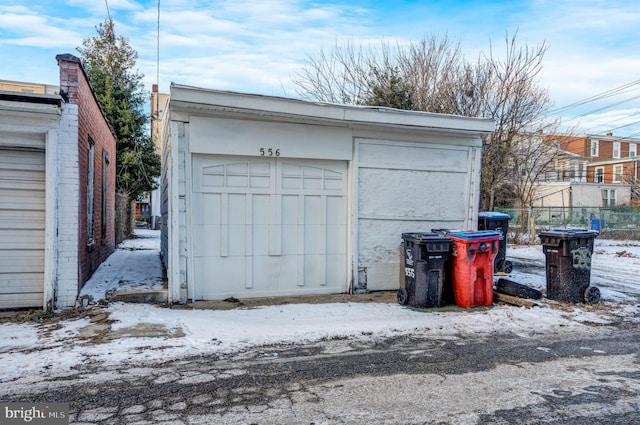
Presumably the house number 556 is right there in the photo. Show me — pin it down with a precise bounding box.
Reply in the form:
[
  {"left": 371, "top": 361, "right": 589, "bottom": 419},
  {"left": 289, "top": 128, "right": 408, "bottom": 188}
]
[{"left": 260, "top": 148, "right": 280, "bottom": 157}]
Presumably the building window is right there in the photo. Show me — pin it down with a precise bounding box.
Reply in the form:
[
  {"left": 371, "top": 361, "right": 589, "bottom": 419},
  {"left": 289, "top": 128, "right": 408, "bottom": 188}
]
[
  {"left": 578, "top": 163, "right": 584, "bottom": 181},
  {"left": 630, "top": 143, "right": 637, "bottom": 157},
  {"left": 602, "top": 189, "right": 616, "bottom": 207},
  {"left": 590, "top": 139, "right": 599, "bottom": 157},
  {"left": 595, "top": 167, "right": 604, "bottom": 183},
  {"left": 613, "top": 141, "right": 621, "bottom": 159},
  {"left": 569, "top": 161, "right": 576, "bottom": 180},
  {"left": 101, "top": 150, "right": 109, "bottom": 239},
  {"left": 87, "top": 138, "right": 95, "bottom": 246},
  {"left": 613, "top": 165, "right": 623, "bottom": 183}
]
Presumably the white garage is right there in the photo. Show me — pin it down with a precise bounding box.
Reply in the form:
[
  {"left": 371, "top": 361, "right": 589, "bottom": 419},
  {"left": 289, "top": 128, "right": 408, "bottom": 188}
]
[{"left": 162, "top": 85, "right": 494, "bottom": 303}]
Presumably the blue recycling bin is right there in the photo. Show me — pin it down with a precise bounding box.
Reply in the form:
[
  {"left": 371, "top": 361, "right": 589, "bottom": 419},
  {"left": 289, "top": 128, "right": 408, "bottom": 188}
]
[{"left": 478, "top": 212, "right": 513, "bottom": 273}]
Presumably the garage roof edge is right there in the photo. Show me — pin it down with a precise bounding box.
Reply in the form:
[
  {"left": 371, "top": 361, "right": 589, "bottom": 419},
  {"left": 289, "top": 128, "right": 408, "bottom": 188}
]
[{"left": 169, "top": 83, "right": 495, "bottom": 134}]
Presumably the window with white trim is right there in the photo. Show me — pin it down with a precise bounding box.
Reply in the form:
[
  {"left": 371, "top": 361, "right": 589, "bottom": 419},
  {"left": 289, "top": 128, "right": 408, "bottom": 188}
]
[
  {"left": 613, "top": 164, "right": 623, "bottom": 183},
  {"left": 630, "top": 143, "right": 637, "bottom": 157},
  {"left": 595, "top": 167, "right": 604, "bottom": 183},
  {"left": 602, "top": 189, "right": 616, "bottom": 207},
  {"left": 613, "top": 141, "right": 621, "bottom": 158},
  {"left": 590, "top": 139, "right": 599, "bottom": 157}
]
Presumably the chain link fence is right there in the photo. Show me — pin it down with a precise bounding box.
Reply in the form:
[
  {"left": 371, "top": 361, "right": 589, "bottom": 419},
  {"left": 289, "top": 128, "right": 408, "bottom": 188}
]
[{"left": 495, "top": 207, "right": 640, "bottom": 241}]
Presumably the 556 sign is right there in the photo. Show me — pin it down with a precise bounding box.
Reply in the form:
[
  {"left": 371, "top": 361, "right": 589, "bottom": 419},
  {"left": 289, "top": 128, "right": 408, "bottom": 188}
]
[{"left": 259, "top": 148, "right": 280, "bottom": 157}]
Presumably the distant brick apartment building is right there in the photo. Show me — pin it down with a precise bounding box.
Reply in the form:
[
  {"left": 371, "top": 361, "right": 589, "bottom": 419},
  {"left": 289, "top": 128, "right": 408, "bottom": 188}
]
[
  {"left": 556, "top": 133, "right": 639, "bottom": 186},
  {"left": 532, "top": 133, "right": 639, "bottom": 208},
  {"left": 0, "top": 54, "right": 116, "bottom": 310}
]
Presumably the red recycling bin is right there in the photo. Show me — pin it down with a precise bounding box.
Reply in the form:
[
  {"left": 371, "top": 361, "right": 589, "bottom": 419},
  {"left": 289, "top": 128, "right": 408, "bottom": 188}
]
[{"left": 447, "top": 230, "right": 500, "bottom": 308}]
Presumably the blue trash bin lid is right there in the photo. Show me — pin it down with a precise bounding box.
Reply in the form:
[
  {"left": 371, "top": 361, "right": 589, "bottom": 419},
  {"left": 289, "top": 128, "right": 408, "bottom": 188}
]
[
  {"left": 478, "top": 212, "right": 512, "bottom": 219},
  {"left": 446, "top": 230, "right": 501, "bottom": 240}
]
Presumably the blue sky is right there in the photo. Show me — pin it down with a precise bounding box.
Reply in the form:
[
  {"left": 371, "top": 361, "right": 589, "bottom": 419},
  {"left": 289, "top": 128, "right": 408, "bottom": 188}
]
[{"left": 1, "top": 0, "right": 639, "bottom": 137}]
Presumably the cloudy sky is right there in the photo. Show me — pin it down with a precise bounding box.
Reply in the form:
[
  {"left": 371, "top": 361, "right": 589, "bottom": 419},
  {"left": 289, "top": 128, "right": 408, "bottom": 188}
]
[{"left": 1, "top": 0, "right": 639, "bottom": 137}]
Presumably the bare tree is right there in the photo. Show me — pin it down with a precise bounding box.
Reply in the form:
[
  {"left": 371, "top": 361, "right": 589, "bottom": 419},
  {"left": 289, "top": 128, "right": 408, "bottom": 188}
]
[
  {"left": 396, "top": 34, "right": 464, "bottom": 113},
  {"left": 294, "top": 40, "right": 398, "bottom": 105},
  {"left": 477, "top": 33, "right": 552, "bottom": 210},
  {"left": 293, "top": 32, "right": 555, "bottom": 211}
]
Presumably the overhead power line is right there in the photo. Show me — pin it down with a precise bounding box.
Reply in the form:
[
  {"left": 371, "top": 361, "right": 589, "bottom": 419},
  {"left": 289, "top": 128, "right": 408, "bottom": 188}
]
[
  {"left": 550, "top": 79, "right": 640, "bottom": 114},
  {"left": 561, "top": 93, "right": 640, "bottom": 122},
  {"left": 105, "top": 0, "right": 111, "bottom": 21}
]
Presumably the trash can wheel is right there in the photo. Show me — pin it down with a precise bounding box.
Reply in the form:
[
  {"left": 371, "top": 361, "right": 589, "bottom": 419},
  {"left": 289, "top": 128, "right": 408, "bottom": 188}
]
[
  {"left": 504, "top": 260, "right": 513, "bottom": 274},
  {"left": 397, "top": 288, "right": 409, "bottom": 305},
  {"left": 584, "top": 286, "right": 601, "bottom": 304}
]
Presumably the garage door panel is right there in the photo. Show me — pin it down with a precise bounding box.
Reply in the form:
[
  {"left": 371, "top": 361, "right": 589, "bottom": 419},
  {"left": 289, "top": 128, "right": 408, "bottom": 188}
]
[
  {"left": 192, "top": 224, "right": 221, "bottom": 257},
  {"left": 0, "top": 232, "right": 44, "bottom": 250},
  {"left": 193, "top": 257, "right": 245, "bottom": 298},
  {"left": 0, "top": 178, "right": 44, "bottom": 192},
  {"left": 194, "top": 157, "right": 273, "bottom": 194},
  {"left": 191, "top": 156, "right": 347, "bottom": 299},
  {"left": 326, "top": 226, "right": 348, "bottom": 254},
  {"left": 358, "top": 168, "right": 467, "bottom": 219},
  {"left": 190, "top": 193, "right": 222, "bottom": 225},
  {"left": 252, "top": 224, "right": 269, "bottom": 256},
  {"left": 326, "top": 253, "right": 347, "bottom": 284},
  {"left": 0, "top": 274, "right": 44, "bottom": 292},
  {"left": 358, "top": 142, "right": 469, "bottom": 171},
  {"left": 0, "top": 293, "right": 44, "bottom": 309},
  {"left": 357, "top": 140, "right": 474, "bottom": 291},
  {"left": 226, "top": 224, "right": 250, "bottom": 256},
  {"left": 0, "top": 252, "right": 44, "bottom": 271}
]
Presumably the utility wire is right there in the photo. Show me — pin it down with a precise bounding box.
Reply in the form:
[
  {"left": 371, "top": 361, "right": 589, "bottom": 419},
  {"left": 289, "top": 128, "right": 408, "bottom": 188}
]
[
  {"left": 550, "top": 79, "right": 640, "bottom": 114},
  {"left": 156, "top": 0, "right": 160, "bottom": 87},
  {"left": 561, "top": 93, "right": 640, "bottom": 122},
  {"left": 104, "top": 0, "right": 111, "bottom": 21},
  {"left": 581, "top": 110, "right": 640, "bottom": 133}
]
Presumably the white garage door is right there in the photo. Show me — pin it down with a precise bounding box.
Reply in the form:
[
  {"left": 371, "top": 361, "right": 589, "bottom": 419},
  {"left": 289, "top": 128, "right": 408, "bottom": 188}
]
[
  {"left": 0, "top": 148, "right": 46, "bottom": 308},
  {"left": 191, "top": 155, "right": 348, "bottom": 299},
  {"left": 357, "top": 139, "right": 476, "bottom": 290}
]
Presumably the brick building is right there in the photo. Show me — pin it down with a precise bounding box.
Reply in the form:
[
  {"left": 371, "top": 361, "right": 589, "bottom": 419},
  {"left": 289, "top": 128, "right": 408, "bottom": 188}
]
[
  {"left": 0, "top": 54, "right": 116, "bottom": 310},
  {"left": 57, "top": 54, "right": 117, "bottom": 289}
]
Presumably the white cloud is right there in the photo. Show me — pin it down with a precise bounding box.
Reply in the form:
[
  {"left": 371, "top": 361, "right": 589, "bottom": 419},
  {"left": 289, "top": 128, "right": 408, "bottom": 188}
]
[{"left": 0, "top": 8, "right": 83, "bottom": 48}]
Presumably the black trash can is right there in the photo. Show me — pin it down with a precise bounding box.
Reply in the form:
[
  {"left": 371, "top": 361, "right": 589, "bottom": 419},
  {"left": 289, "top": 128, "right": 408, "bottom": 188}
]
[
  {"left": 539, "top": 229, "right": 600, "bottom": 303},
  {"left": 478, "top": 212, "right": 513, "bottom": 273},
  {"left": 399, "top": 233, "right": 451, "bottom": 308}
]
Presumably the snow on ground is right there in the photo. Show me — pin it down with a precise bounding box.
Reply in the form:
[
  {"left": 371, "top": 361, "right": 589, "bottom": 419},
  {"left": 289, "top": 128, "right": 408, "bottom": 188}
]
[
  {"left": 78, "top": 229, "right": 164, "bottom": 301},
  {"left": 0, "top": 230, "right": 639, "bottom": 392}
]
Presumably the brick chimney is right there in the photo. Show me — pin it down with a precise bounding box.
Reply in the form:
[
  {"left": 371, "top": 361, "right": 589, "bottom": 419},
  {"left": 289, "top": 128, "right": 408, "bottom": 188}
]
[{"left": 56, "top": 54, "right": 82, "bottom": 104}]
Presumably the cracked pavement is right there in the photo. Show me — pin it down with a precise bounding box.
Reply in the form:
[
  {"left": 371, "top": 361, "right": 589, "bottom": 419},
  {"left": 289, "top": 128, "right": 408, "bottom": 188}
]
[{"left": 3, "top": 316, "right": 639, "bottom": 424}]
